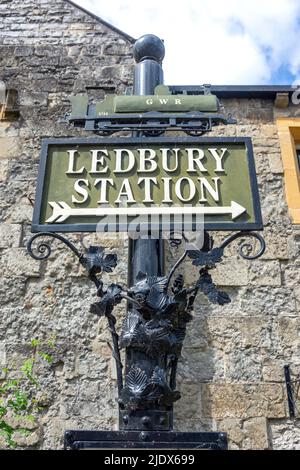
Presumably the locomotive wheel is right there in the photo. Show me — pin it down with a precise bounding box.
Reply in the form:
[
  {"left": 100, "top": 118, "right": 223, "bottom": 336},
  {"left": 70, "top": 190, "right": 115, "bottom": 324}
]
[
  {"left": 185, "top": 129, "right": 206, "bottom": 136},
  {"left": 95, "top": 130, "right": 115, "bottom": 136},
  {"left": 143, "top": 129, "right": 165, "bottom": 137}
]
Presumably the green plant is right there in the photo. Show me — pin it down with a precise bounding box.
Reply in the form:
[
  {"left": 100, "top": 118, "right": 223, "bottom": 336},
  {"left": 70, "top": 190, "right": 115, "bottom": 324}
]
[{"left": 0, "top": 338, "right": 57, "bottom": 448}]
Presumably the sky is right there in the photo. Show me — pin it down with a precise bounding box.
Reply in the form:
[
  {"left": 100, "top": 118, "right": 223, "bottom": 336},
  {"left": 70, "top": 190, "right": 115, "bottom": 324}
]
[{"left": 72, "top": 0, "right": 300, "bottom": 86}]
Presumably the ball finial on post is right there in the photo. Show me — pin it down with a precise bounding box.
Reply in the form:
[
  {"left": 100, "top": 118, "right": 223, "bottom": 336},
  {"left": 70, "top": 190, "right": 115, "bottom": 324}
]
[{"left": 133, "top": 34, "right": 165, "bottom": 64}]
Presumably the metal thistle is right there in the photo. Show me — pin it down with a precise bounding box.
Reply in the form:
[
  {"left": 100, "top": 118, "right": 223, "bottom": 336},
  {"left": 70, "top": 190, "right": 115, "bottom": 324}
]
[{"left": 27, "top": 230, "right": 265, "bottom": 430}]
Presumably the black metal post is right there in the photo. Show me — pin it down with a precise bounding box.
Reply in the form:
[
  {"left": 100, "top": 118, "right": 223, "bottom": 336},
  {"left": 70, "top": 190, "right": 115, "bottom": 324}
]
[
  {"left": 121, "top": 35, "right": 167, "bottom": 431},
  {"left": 284, "top": 365, "right": 295, "bottom": 418},
  {"left": 128, "top": 34, "right": 165, "bottom": 286}
]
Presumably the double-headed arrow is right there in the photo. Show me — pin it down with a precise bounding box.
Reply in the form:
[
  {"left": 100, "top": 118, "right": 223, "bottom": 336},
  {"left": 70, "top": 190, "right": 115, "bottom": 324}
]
[{"left": 46, "top": 201, "right": 246, "bottom": 223}]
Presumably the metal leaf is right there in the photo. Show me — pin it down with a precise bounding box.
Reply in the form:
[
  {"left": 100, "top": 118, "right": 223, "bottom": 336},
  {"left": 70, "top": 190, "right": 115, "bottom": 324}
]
[
  {"left": 82, "top": 246, "right": 117, "bottom": 276},
  {"left": 120, "top": 311, "right": 142, "bottom": 347},
  {"left": 150, "top": 366, "right": 167, "bottom": 388},
  {"left": 197, "top": 272, "right": 231, "bottom": 305},
  {"left": 147, "top": 286, "right": 170, "bottom": 311},
  {"left": 187, "top": 247, "right": 224, "bottom": 268},
  {"left": 101, "top": 253, "right": 118, "bottom": 273},
  {"left": 91, "top": 284, "right": 123, "bottom": 316},
  {"left": 127, "top": 366, "right": 149, "bottom": 394}
]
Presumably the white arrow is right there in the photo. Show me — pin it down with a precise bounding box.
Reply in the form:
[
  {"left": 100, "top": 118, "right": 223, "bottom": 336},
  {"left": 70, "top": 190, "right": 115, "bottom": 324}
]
[{"left": 46, "top": 201, "right": 246, "bottom": 223}]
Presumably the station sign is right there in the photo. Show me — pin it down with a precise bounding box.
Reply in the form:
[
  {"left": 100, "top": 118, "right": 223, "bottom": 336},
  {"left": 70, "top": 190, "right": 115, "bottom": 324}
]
[{"left": 32, "top": 137, "right": 262, "bottom": 233}]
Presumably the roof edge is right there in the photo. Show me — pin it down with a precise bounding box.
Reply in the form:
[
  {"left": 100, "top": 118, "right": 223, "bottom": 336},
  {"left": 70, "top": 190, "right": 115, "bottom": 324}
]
[
  {"left": 169, "top": 85, "right": 295, "bottom": 99},
  {"left": 65, "top": 0, "right": 136, "bottom": 44}
]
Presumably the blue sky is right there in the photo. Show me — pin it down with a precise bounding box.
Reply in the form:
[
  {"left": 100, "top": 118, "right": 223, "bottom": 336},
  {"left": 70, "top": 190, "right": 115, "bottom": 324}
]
[{"left": 73, "top": 0, "right": 300, "bottom": 86}]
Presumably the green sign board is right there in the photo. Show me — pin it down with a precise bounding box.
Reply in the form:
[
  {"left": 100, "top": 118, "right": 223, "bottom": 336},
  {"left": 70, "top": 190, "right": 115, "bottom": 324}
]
[{"left": 32, "top": 137, "right": 262, "bottom": 233}]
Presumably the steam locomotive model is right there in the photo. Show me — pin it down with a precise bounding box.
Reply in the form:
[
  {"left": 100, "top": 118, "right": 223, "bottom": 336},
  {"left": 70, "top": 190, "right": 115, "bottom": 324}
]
[{"left": 65, "top": 85, "right": 236, "bottom": 136}]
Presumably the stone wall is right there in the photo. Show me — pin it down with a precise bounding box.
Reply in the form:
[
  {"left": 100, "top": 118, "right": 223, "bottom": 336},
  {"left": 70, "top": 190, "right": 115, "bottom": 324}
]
[{"left": 0, "top": 0, "right": 300, "bottom": 450}]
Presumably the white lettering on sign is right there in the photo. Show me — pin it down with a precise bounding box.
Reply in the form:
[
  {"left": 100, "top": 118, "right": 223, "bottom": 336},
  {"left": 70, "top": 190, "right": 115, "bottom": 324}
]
[
  {"left": 95, "top": 178, "right": 114, "bottom": 203},
  {"left": 138, "top": 177, "right": 159, "bottom": 203},
  {"left": 114, "top": 149, "right": 135, "bottom": 173},
  {"left": 72, "top": 179, "right": 89, "bottom": 203},
  {"left": 66, "top": 150, "right": 85, "bottom": 174},
  {"left": 115, "top": 179, "right": 135, "bottom": 203},
  {"left": 175, "top": 177, "right": 196, "bottom": 202},
  {"left": 186, "top": 148, "right": 207, "bottom": 173},
  {"left": 138, "top": 148, "right": 158, "bottom": 173},
  {"left": 145, "top": 98, "right": 182, "bottom": 106},
  {"left": 159, "top": 98, "right": 169, "bottom": 104},
  {"left": 90, "top": 149, "right": 109, "bottom": 174},
  {"left": 199, "top": 177, "right": 220, "bottom": 202},
  {"left": 58, "top": 146, "right": 237, "bottom": 210},
  {"left": 208, "top": 148, "right": 227, "bottom": 172},
  {"left": 161, "top": 177, "right": 172, "bottom": 203},
  {"left": 161, "top": 148, "right": 180, "bottom": 172}
]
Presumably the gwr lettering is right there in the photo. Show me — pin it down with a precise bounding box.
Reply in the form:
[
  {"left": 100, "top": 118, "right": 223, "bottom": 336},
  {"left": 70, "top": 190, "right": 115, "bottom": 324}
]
[{"left": 145, "top": 98, "right": 182, "bottom": 105}]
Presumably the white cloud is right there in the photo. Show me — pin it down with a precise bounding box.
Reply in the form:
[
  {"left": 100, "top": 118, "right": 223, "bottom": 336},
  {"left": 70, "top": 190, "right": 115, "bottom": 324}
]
[{"left": 72, "top": 0, "right": 300, "bottom": 84}]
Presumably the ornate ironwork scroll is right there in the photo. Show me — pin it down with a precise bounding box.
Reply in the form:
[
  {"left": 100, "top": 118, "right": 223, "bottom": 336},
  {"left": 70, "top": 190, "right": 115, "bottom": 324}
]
[{"left": 27, "top": 229, "right": 265, "bottom": 431}]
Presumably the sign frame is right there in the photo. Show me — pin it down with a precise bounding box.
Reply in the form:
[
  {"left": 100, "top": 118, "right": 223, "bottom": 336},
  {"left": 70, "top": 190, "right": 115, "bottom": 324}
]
[{"left": 32, "top": 136, "right": 263, "bottom": 233}]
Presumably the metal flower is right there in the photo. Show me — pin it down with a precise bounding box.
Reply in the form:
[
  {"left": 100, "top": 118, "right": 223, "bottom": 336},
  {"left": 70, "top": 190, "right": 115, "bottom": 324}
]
[
  {"left": 90, "top": 283, "right": 123, "bottom": 317},
  {"left": 81, "top": 245, "right": 117, "bottom": 276},
  {"left": 187, "top": 247, "right": 224, "bottom": 268},
  {"left": 196, "top": 270, "right": 231, "bottom": 305}
]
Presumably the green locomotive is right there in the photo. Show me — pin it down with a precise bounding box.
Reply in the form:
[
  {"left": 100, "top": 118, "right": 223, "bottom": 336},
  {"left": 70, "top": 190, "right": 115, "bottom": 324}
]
[{"left": 66, "top": 85, "right": 235, "bottom": 136}]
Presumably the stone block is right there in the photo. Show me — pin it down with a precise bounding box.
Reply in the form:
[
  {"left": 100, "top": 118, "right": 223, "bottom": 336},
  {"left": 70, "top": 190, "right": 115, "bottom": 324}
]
[
  {"left": 201, "top": 383, "right": 286, "bottom": 419},
  {"left": 1, "top": 248, "right": 40, "bottom": 277},
  {"left": 0, "top": 223, "right": 21, "bottom": 248},
  {"left": 270, "top": 419, "right": 300, "bottom": 450},
  {"left": 3, "top": 412, "right": 38, "bottom": 431},
  {"left": 0, "top": 342, "right": 6, "bottom": 379},
  {"left": 283, "top": 263, "right": 300, "bottom": 288},
  {"left": 205, "top": 317, "right": 266, "bottom": 351},
  {"left": 217, "top": 418, "right": 244, "bottom": 448},
  {"left": 249, "top": 260, "right": 281, "bottom": 286},
  {"left": 100, "top": 65, "right": 121, "bottom": 81},
  {"left": 14, "top": 46, "right": 33, "bottom": 57},
  {"left": 12, "top": 430, "right": 41, "bottom": 447},
  {"left": 7, "top": 202, "right": 35, "bottom": 224},
  {"left": 0, "top": 160, "right": 8, "bottom": 181},
  {"left": 242, "top": 417, "right": 269, "bottom": 449},
  {"left": 178, "top": 348, "right": 225, "bottom": 382},
  {"left": 239, "top": 286, "right": 297, "bottom": 316},
  {"left": 184, "top": 316, "right": 208, "bottom": 349},
  {"left": 173, "top": 382, "right": 202, "bottom": 420},
  {"left": 0, "top": 136, "right": 20, "bottom": 159},
  {"left": 0, "top": 276, "right": 26, "bottom": 308},
  {"left": 19, "top": 91, "right": 48, "bottom": 107},
  {"left": 213, "top": 259, "right": 249, "bottom": 286},
  {"left": 260, "top": 226, "right": 289, "bottom": 260},
  {"left": 268, "top": 152, "right": 284, "bottom": 174},
  {"left": 43, "top": 249, "right": 81, "bottom": 280},
  {"left": 224, "top": 349, "right": 262, "bottom": 382},
  {"left": 277, "top": 317, "right": 300, "bottom": 349},
  {"left": 262, "top": 359, "right": 286, "bottom": 382}
]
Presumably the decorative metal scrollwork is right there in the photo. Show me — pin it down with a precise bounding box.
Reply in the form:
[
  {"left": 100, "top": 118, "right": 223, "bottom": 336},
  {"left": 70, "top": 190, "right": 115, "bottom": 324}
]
[
  {"left": 27, "top": 232, "right": 83, "bottom": 261},
  {"left": 219, "top": 231, "right": 266, "bottom": 260},
  {"left": 27, "top": 229, "right": 265, "bottom": 415}
]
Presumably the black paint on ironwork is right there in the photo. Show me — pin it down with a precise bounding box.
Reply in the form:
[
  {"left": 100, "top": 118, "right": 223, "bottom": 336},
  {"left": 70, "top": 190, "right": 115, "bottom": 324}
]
[
  {"left": 169, "top": 85, "right": 295, "bottom": 99},
  {"left": 67, "top": 111, "right": 235, "bottom": 136},
  {"left": 64, "top": 430, "right": 228, "bottom": 450},
  {"left": 284, "top": 365, "right": 296, "bottom": 418},
  {"left": 27, "top": 229, "right": 266, "bottom": 431}
]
